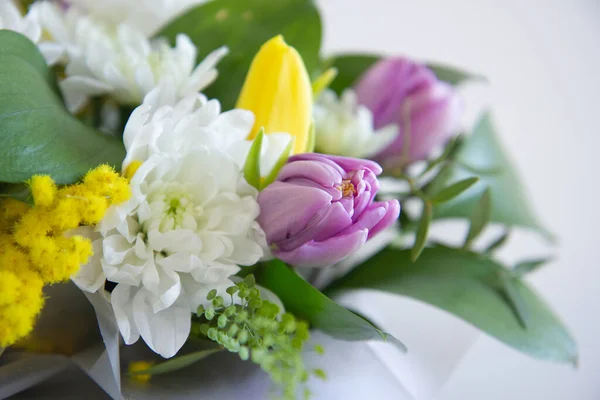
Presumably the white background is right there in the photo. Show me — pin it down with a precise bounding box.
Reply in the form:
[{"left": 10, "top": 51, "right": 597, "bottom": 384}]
[{"left": 317, "top": 0, "right": 600, "bottom": 399}]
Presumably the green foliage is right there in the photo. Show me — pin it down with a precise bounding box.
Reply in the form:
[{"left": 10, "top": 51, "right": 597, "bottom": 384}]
[
  {"left": 192, "top": 275, "right": 317, "bottom": 400},
  {"left": 433, "top": 112, "right": 553, "bottom": 239},
  {"left": 426, "top": 62, "right": 484, "bottom": 86},
  {"left": 430, "top": 177, "right": 479, "bottom": 204},
  {"left": 326, "top": 247, "right": 577, "bottom": 364},
  {"left": 158, "top": 0, "right": 322, "bottom": 110},
  {"left": 0, "top": 31, "right": 126, "bottom": 184},
  {"left": 463, "top": 187, "right": 492, "bottom": 248},
  {"left": 243, "top": 128, "right": 264, "bottom": 189},
  {"left": 411, "top": 201, "right": 432, "bottom": 261},
  {"left": 257, "top": 260, "right": 406, "bottom": 350}
]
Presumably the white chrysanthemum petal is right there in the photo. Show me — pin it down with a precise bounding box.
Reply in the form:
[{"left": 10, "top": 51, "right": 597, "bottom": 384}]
[
  {"left": 111, "top": 284, "right": 141, "bottom": 345},
  {"left": 314, "top": 88, "right": 400, "bottom": 158},
  {"left": 26, "top": 2, "right": 226, "bottom": 112},
  {"left": 66, "top": 0, "right": 208, "bottom": 37},
  {"left": 132, "top": 289, "right": 191, "bottom": 358}
]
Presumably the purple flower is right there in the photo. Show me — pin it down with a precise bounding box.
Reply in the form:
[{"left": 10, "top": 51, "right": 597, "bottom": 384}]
[
  {"left": 355, "top": 57, "right": 462, "bottom": 167},
  {"left": 257, "top": 153, "right": 400, "bottom": 267}
]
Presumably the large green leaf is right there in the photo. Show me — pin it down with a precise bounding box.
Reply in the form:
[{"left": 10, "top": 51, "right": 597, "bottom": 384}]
[
  {"left": 158, "top": 0, "right": 322, "bottom": 110},
  {"left": 258, "top": 260, "right": 405, "bottom": 350},
  {"left": 0, "top": 31, "right": 125, "bottom": 184},
  {"left": 433, "top": 112, "right": 552, "bottom": 239},
  {"left": 326, "top": 247, "right": 577, "bottom": 364},
  {"left": 327, "top": 54, "right": 479, "bottom": 95}
]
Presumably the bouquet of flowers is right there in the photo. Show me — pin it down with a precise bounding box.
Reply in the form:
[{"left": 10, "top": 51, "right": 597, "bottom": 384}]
[{"left": 0, "top": 0, "right": 576, "bottom": 399}]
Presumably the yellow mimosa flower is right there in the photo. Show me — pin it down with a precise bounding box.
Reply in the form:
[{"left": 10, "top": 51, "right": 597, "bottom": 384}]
[{"left": 236, "top": 35, "right": 312, "bottom": 154}]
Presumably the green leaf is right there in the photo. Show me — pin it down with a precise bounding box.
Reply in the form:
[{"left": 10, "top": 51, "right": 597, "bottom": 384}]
[
  {"left": 243, "top": 128, "right": 264, "bottom": 189},
  {"left": 483, "top": 230, "right": 511, "bottom": 254},
  {"left": 261, "top": 137, "right": 293, "bottom": 190},
  {"left": 0, "top": 31, "right": 125, "bottom": 184},
  {"left": 411, "top": 201, "right": 432, "bottom": 261},
  {"left": 326, "top": 54, "right": 379, "bottom": 95},
  {"left": 433, "top": 113, "right": 553, "bottom": 240},
  {"left": 129, "top": 348, "right": 222, "bottom": 376},
  {"left": 426, "top": 62, "right": 485, "bottom": 86},
  {"left": 463, "top": 187, "right": 492, "bottom": 248},
  {"left": 513, "top": 257, "right": 553, "bottom": 277},
  {"left": 326, "top": 247, "right": 577, "bottom": 364},
  {"left": 498, "top": 272, "right": 530, "bottom": 329},
  {"left": 258, "top": 260, "right": 406, "bottom": 351},
  {"left": 430, "top": 177, "right": 479, "bottom": 204},
  {"left": 158, "top": 0, "right": 322, "bottom": 110}
]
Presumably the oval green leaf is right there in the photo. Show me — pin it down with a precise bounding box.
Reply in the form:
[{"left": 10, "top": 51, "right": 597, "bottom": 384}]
[
  {"left": 258, "top": 260, "right": 406, "bottom": 351},
  {"left": 326, "top": 247, "right": 577, "bottom": 364},
  {"left": 434, "top": 112, "right": 553, "bottom": 240},
  {"left": 158, "top": 0, "right": 322, "bottom": 110},
  {"left": 0, "top": 31, "right": 125, "bottom": 184}
]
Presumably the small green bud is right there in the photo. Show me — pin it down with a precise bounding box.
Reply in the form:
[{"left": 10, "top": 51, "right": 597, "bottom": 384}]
[
  {"left": 251, "top": 347, "right": 267, "bottom": 364},
  {"left": 234, "top": 310, "right": 248, "bottom": 323},
  {"left": 314, "top": 344, "right": 325, "bottom": 355},
  {"left": 226, "top": 285, "right": 239, "bottom": 296},
  {"left": 207, "top": 327, "right": 218, "bottom": 340},
  {"left": 205, "top": 307, "right": 215, "bottom": 320},
  {"left": 218, "top": 314, "right": 228, "bottom": 328},
  {"left": 313, "top": 369, "right": 327, "bottom": 380},
  {"left": 196, "top": 304, "right": 206, "bottom": 317},
  {"left": 249, "top": 288, "right": 260, "bottom": 300},
  {"left": 239, "top": 346, "right": 249, "bottom": 361},
  {"left": 217, "top": 331, "right": 227, "bottom": 344},
  {"left": 212, "top": 296, "right": 224, "bottom": 308},
  {"left": 206, "top": 289, "right": 217, "bottom": 300},
  {"left": 248, "top": 299, "right": 262, "bottom": 309},
  {"left": 263, "top": 333, "right": 275, "bottom": 347},
  {"left": 224, "top": 305, "right": 237, "bottom": 317},
  {"left": 238, "top": 330, "right": 249, "bottom": 344},
  {"left": 228, "top": 324, "right": 240, "bottom": 337},
  {"left": 243, "top": 274, "right": 256, "bottom": 287},
  {"left": 239, "top": 287, "right": 250, "bottom": 298}
]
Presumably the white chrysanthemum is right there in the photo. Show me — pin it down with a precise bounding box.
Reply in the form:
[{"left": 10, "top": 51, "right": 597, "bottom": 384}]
[
  {"left": 27, "top": 1, "right": 227, "bottom": 112},
  {"left": 125, "top": 84, "right": 295, "bottom": 177},
  {"left": 73, "top": 95, "right": 266, "bottom": 358},
  {"left": 0, "top": 0, "right": 63, "bottom": 64},
  {"left": 65, "top": 0, "right": 208, "bottom": 37},
  {"left": 314, "top": 89, "right": 399, "bottom": 158}
]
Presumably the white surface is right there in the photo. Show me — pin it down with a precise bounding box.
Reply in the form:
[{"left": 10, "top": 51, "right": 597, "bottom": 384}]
[{"left": 318, "top": 0, "right": 600, "bottom": 399}]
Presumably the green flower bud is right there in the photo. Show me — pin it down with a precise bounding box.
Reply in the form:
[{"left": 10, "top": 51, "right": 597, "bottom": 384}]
[
  {"left": 226, "top": 285, "right": 239, "bottom": 296},
  {"left": 212, "top": 296, "right": 224, "bottom": 308},
  {"left": 207, "top": 327, "right": 218, "bottom": 341},
  {"left": 206, "top": 289, "right": 217, "bottom": 300},
  {"left": 228, "top": 324, "right": 240, "bottom": 337},
  {"left": 218, "top": 314, "right": 228, "bottom": 328},
  {"left": 196, "top": 304, "right": 206, "bottom": 317},
  {"left": 205, "top": 307, "right": 216, "bottom": 320},
  {"left": 239, "top": 346, "right": 249, "bottom": 361}
]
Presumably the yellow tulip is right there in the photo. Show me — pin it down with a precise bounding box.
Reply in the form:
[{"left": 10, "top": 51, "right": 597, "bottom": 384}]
[{"left": 236, "top": 35, "right": 312, "bottom": 154}]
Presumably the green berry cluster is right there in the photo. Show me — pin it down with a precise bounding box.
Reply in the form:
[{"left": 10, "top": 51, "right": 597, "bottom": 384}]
[{"left": 190, "top": 275, "right": 321, "bottom": 399}]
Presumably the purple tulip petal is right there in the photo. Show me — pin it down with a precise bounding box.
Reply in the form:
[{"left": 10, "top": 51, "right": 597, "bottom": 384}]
[
  {"left": 274, "top": 229, "right": 368, "bottom": 268},
  {"left": 368, "top": 200, "right": 400, "bottom": 239}
]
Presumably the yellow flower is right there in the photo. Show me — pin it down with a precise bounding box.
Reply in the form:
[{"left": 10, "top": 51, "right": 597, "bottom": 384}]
[
  {"left": 236, "top": 35, "right": 312, "bottom": 155},
  {"left": 29, "top": 175, "right": 57, "bottom": 208}
]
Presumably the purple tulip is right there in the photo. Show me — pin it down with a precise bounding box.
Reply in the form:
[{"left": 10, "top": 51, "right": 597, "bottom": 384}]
[
  {"left": 355, "top": 57, "right": 462, "bottom": 167},
  {"left": 257, "top": 153, "right": 400, "bottom": 267}
]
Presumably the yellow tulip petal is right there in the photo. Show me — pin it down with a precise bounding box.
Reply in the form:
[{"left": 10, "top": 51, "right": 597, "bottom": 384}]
[{"left": 236, "top": 35, "right": 312, "bottom": 155}]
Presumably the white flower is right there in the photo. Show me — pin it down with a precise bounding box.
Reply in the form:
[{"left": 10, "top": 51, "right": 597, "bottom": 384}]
[
  {"left": 0, "top": 0, "right": 63, "bottom": 65},
  {"left": 125, "top": 85, "right": 295, "bottom": 177},
  {"left": 65, "top": 0, "right": 208, "bottom": 37},
  {"left": 28, "top": 1, "right": 227, "bottom": 112},
  {"left": 314, "top": 89, "right": 399, "bottom": 158},
  {"left": 73, "top": 95, "right": 266, "bottom": 358}
]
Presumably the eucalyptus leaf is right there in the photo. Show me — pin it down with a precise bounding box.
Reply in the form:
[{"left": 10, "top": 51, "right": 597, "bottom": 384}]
[
  {"left": 411, "top": 201, "right": 432, "bottom": 261},
  {"left": 258, "top": 260, "right": 406, "bottom": 351},
  {"left": 483, "top": 230, "right": 511, "bottom": 255},
  {"left": 464, "top": 187, "right": 492, "bottom": 248},
  {"left": 513, "top": 258, "right": 553, "bottom": 277},
  {"left": 326, "top": 54, "right": 379, "bottom": 95},
  {"left": 426, "top": 62, "right": 484, "bottom": 86},
  {"left": 0, "top": 31, "right": 125, "bottom": 184},
  {"left": 158, "top": 0, "right": 322, "bottom": 109},
  {"left": 326, "top": 247, "right": 577, "bottom": 364},
  {"left": 433, "top": 112, "right": 553, "bottom": 240},
  {"left": 129, "top": 348, "right": 222, "bottom": 376},
  {"left": 430, "top": 177, "right": 479, "bottom": 204}
]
